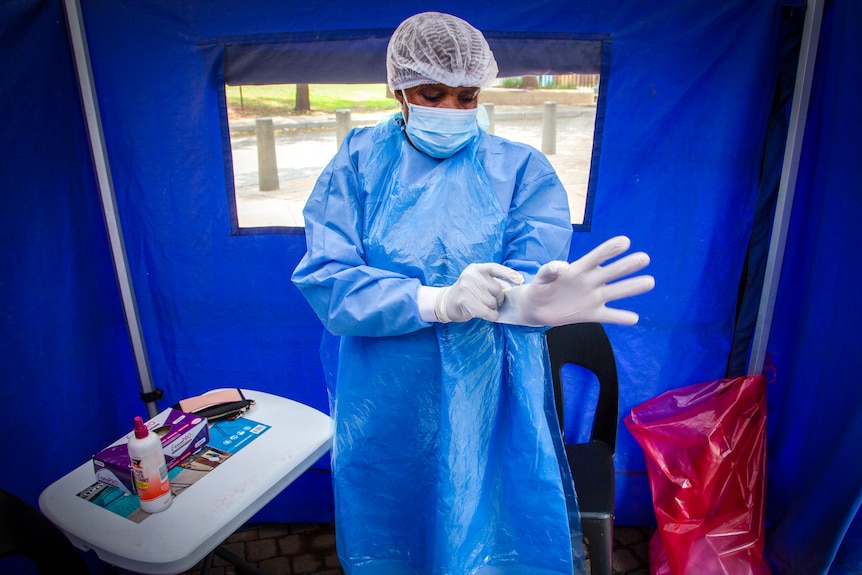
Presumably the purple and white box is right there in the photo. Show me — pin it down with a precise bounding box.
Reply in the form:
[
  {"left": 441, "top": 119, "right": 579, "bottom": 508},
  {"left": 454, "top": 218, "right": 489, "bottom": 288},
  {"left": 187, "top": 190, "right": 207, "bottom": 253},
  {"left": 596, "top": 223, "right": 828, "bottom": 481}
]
[{"left": 92, "top": 408, "right": 210, "bottom": 493}]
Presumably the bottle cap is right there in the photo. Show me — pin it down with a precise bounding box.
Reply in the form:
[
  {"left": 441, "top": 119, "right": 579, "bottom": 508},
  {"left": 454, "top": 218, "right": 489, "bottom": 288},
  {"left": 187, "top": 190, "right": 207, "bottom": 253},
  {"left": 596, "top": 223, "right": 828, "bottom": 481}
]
[{"left": 133, "top": 416, "right": 149, "bottom": 439}]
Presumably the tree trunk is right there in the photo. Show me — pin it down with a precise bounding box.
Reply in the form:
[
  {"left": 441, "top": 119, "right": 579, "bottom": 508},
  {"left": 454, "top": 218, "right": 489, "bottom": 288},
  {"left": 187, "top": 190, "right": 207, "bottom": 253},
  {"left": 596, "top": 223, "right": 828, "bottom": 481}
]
[
  {"left": 521, "top": 76, "right": 539, "bottom": 90},
  {"left": 295, "top": 84, "right": 310, "bottom": 111}
]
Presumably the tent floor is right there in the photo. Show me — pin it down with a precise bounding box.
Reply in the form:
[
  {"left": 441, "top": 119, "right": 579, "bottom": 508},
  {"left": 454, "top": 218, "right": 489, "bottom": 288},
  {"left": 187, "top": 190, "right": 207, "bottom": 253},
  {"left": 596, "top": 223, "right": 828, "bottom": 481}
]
[{"left": 173, "top": 523, "right": 654, "bottom": 575}]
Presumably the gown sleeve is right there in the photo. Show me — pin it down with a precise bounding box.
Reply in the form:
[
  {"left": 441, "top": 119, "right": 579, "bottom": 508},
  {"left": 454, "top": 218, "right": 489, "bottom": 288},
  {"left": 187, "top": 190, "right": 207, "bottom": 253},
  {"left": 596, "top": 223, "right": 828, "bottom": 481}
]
[
  {"left": 291, "top": 127, "right": 430, "bottom": 337},
  {"left": 292, "top": 129, "right": 573, "bottom": 337},
  {"left": 482, "top": 137, "right": 573, "bottom": 279}
]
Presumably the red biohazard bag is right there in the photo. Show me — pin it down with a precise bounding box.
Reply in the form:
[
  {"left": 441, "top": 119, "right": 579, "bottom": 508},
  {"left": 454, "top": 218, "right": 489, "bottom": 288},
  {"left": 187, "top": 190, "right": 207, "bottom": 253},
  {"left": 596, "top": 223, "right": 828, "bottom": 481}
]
[{"left": 624, "top": 374, "right": 771, "bottom": 575}]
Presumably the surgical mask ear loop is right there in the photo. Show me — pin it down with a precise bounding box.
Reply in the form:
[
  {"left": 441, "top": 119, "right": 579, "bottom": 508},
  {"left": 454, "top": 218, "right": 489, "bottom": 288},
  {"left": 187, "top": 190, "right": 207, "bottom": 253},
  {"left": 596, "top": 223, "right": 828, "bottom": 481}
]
[
  {"left": 400, "top": 89, "right": 420, "bottom": 152},
  {"left": 477, "top": 103, "right": 490, "bottom": 131},
  {"left": 400, "top": 89, "right": 410, "bottom": 123},
  {"left": 401, "top": 88, "right": 419, "bottom": 150}
]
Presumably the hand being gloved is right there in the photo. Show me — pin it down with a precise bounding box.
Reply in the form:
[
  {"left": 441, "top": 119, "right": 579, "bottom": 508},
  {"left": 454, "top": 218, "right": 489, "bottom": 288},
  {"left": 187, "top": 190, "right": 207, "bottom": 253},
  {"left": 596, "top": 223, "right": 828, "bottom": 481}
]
[
  {"left": 495, "top": 236, "right": 655, "bottom": 327},
  {"left": 435, "top": 263, "right": 525, "bottom": 323}
]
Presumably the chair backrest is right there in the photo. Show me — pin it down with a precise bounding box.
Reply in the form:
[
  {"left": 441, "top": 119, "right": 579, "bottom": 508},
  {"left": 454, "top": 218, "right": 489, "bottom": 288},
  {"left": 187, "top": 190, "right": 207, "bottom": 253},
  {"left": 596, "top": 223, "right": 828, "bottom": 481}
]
[
  {"left": 0, "top": 489, "right": 91, "bottom": 575},
  {"left": 545, "top": 322, "right": 619, "bottom": 451}
]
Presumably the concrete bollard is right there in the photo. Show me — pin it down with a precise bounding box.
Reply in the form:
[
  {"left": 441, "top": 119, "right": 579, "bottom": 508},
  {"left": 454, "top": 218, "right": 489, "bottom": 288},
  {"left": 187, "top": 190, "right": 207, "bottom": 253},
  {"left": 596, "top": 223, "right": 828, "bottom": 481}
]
[
  {"left": 256, "top": 118, "right": 279, "bottom": 191},
  {"left": 482, "top": 103, "right": 495, "bottom": 134},
  {"left": 336, "top": 109, "right": 352, "bottom": 150},
  {"left": 542, "top": 102, "right": 557, "bottom": 155}
]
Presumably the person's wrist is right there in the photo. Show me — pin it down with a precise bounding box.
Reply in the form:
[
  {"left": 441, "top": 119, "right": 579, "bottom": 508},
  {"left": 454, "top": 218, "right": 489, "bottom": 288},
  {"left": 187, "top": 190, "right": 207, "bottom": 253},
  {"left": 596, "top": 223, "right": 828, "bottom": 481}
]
[
  {"left": 434, "top": 287, "right": 451, "bottom": 323},
  {"left": 417, "top": 285, "right": 446, "bottom": 323}
]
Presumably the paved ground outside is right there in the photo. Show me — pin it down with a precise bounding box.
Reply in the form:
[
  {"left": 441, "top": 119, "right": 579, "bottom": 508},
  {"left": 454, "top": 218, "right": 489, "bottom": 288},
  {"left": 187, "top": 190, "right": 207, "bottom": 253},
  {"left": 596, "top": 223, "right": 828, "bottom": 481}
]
[
  {"left": 229, "top": 103, "right": 597, "bottom": 229},
  {"left": 177, "top": 522, "right": 654, "bottom": 575}
]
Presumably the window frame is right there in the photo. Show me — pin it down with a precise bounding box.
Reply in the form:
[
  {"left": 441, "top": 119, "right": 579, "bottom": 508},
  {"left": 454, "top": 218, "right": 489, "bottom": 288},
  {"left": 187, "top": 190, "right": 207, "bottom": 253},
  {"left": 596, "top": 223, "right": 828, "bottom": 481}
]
[{"left": 212, "top": 31, "right": 611, "bottom": 235}]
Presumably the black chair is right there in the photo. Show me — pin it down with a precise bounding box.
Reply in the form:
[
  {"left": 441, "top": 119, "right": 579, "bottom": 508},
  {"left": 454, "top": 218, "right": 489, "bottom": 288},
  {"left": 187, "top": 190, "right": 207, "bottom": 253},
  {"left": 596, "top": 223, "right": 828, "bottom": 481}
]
[
  {"left": 0, "top": 488, "right": 91, "bottom": 575},
  {"left": 546, "top": 323, "right": 618, "bottom": 575}
]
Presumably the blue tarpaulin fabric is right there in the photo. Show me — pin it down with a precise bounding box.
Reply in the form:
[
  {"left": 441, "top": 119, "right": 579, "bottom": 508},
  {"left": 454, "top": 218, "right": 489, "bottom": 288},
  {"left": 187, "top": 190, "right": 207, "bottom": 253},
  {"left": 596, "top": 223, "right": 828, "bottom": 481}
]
[
  {"left": 764, "top": 0, "right": 862, "bottom": 573},
  {"left": 1, "top": 0, "right": 783, "bottom": 524},
  {"left": 1, "top": 0, "right": 860, "bottom": 572},
  {"left": 0, "top": 0, "right": 140, "bottom": 506},
  {"left": 727, "top": 5, "right": 805, "bottom": 379}
]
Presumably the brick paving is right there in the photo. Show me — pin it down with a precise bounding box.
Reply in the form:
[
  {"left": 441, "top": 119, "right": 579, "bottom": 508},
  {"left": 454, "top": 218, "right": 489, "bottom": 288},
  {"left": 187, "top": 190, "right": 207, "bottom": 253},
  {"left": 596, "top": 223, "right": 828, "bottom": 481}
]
[
  {"left": 611, "top": 526, "right": 654, "bottom": 575},
  {"left": 177, "top": 523, "right": 653, "bottom": 575}
]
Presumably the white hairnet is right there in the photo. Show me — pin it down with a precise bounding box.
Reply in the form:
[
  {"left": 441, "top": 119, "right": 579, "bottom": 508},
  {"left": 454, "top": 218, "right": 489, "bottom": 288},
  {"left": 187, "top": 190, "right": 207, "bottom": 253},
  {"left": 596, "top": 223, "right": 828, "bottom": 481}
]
[{"left": 386, "top": 12, "right": 498, "bottom": 91}]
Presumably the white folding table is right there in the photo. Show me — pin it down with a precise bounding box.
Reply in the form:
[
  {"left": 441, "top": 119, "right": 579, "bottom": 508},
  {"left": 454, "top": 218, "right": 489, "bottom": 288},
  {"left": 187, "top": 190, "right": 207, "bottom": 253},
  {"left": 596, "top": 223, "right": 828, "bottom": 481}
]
[{"left": 39, "top": 389, "right": 333, "bottom": 574}]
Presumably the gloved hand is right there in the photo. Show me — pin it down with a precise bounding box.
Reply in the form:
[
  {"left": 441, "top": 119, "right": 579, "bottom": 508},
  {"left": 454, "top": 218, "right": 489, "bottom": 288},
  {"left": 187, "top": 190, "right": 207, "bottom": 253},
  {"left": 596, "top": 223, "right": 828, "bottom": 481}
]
[
  {"left": 495, "top": 236, "right": 655, "bottom": 327},
  {"left": 435, "top": 263, "right": 525, "bottom": 323}
]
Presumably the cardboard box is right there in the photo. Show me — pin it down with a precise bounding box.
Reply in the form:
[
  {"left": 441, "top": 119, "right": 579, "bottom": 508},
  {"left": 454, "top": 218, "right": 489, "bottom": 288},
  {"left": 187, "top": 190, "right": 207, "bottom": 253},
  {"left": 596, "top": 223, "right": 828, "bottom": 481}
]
[{"left": 93, "top": 408, "right": 210, "bottom": 493}]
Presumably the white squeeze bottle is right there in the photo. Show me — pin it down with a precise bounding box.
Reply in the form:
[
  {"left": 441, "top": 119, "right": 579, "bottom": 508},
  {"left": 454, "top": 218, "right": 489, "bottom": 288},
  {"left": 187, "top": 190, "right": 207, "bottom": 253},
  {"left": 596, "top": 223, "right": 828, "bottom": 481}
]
[{"left": 128, "top": 415, "right": 173, "bottom": 513}]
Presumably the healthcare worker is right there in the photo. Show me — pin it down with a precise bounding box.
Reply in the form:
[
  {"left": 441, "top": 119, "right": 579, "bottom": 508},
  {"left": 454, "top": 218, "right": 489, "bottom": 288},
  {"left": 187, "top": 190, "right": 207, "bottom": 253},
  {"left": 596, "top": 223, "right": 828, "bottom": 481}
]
[{"left": 292, "top": 11, "right": 654, "bottom": 575}]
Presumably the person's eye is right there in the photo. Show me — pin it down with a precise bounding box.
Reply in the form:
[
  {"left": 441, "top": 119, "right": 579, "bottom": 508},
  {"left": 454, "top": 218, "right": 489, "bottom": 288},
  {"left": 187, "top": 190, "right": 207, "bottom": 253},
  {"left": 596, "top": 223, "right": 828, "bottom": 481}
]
[
  {"left": 459, "top": 92, "right": 479, "bottom": 104},
  {"left": 421, "top": 92, "right": 443, "bottom": 102}
]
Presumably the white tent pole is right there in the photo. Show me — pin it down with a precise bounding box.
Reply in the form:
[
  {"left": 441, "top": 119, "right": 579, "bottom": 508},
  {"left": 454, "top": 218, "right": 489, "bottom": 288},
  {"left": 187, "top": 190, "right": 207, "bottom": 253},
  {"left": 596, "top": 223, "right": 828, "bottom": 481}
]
[
  {"left": 748, "top": 0, "right": 825, "bottom": 376},
  {"left": 63, "top": 0, "right": 160, "bottom": 417}
]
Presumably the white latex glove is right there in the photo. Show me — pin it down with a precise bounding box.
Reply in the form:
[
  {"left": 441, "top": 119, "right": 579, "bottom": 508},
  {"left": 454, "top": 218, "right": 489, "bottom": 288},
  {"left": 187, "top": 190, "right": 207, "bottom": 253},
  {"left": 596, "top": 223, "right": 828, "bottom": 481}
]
[
  {"left": 495, "top": 236, "right": 655, "bottom": 327},
  {"left": 435, "top": 263, "right": 525, "bottom": 323}
]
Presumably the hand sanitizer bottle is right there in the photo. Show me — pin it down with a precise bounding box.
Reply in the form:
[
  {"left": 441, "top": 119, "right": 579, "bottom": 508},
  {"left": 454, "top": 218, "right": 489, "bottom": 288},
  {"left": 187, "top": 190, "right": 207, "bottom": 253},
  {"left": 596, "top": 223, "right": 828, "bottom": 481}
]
[{"left": 128, "top": 416, "right": 173, "bottom": 513}]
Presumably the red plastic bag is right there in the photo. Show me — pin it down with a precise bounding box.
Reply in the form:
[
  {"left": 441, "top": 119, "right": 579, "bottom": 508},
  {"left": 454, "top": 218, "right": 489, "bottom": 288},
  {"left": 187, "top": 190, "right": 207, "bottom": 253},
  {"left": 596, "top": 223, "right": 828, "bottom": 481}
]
[{"left": 624, "top": 374, "right": 770, "bottom": 575}]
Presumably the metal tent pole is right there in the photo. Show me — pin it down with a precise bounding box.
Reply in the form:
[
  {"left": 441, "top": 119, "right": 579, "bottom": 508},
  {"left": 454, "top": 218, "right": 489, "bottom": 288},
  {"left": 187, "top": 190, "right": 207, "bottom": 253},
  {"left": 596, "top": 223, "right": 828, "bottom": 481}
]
[
  {"left": 63, "top": 0, "right": 160, "bottom": 417},
  {"left": 748, "top": 0, "right": 825, "bottom": 376}
]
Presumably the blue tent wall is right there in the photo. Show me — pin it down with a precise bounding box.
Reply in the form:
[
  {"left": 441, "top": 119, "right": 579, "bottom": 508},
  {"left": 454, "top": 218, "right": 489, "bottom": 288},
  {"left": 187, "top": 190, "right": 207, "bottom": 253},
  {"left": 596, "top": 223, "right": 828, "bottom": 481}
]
[
  {"left": 0, "top": 0, "right": 140, "bottom": 510},
  {"left": 60, "top": 0, "right": 785, "bottom": 527},
  {"left": 3, "top": 0, "right": 859, "bottom": 571},
  {"left": 568, "top": 1, "right": 785, "bottom": 523},
  {"left": 3, "top": 0, "right": 782, "bottom": 522},
  {"left": 764, "top": 0, "right": 862, "bottom": 573}
]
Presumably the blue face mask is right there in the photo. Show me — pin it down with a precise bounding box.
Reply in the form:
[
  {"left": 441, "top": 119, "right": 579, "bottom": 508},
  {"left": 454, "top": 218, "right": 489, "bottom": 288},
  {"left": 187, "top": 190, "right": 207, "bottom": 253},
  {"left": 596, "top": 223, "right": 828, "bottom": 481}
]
[{"left": 403, "top": 96, "right": 482, "bottom": 159}]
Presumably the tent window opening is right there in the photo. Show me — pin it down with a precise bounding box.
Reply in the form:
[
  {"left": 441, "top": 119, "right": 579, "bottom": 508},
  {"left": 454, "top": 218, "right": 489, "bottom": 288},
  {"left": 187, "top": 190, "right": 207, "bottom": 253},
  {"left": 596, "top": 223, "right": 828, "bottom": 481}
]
[{"left": 220, "top": 34, "right": 610, "bottom": 233}]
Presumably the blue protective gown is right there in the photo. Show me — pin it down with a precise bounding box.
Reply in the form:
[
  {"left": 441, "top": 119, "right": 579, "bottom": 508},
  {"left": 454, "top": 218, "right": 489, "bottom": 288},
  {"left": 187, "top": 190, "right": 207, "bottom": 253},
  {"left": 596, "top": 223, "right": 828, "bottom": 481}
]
[{"left": 292, "top": 114, "right": 586, "bottom": 575}]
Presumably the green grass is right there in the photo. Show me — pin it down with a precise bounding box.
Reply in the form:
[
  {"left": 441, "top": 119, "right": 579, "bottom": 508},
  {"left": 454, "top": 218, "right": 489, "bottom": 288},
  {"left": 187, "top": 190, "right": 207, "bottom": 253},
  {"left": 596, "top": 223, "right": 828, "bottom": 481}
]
[{"left": 226, "top": 83, "right": 400, "bottom": 117}]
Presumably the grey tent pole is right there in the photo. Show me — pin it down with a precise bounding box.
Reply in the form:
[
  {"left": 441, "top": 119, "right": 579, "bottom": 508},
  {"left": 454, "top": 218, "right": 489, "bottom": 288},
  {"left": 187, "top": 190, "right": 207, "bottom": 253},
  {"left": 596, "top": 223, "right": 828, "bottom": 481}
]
[
  {"left": 63, "top": 0, "right": 160, "bottom": 418},
  {"left": 748, "top": 0, "right": 825, "bottom": 376}
]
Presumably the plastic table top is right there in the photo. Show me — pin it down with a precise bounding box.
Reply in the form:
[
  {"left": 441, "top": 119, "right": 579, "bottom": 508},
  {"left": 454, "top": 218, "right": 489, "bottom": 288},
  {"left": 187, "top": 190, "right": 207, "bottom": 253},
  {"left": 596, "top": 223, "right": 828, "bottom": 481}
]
[{"left": 39, "top": 389, "right": 332, "bottom": 574}]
